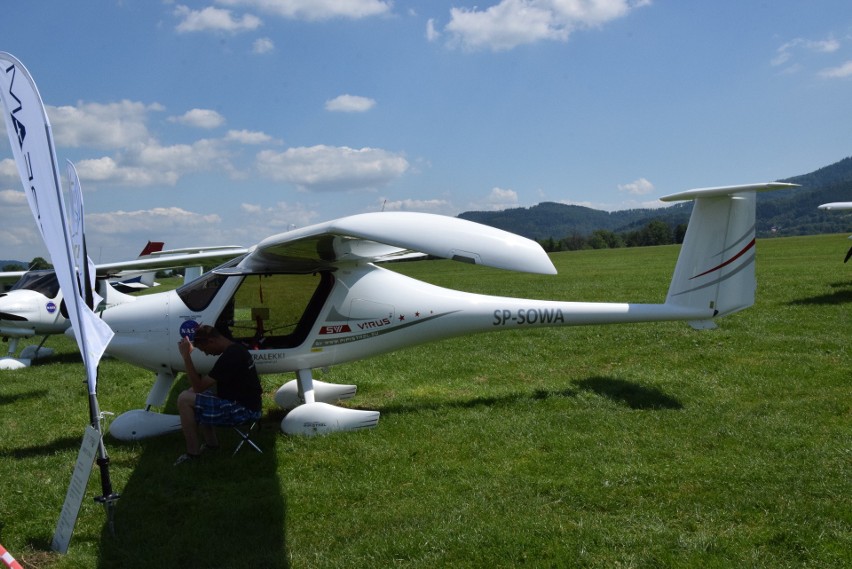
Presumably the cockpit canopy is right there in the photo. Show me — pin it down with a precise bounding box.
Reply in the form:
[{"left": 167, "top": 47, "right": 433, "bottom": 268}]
[{"left": 9, "top": 270, "right": 61, "bottom": 298}]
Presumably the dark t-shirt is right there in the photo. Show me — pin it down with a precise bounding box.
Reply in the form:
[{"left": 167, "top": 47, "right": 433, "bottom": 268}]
[{"left": 209, "top": 343, "right": 262, "bottom": 412}]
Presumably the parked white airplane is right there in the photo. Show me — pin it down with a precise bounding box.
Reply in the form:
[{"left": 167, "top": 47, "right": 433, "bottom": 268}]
[
  {"left": 0, "top": 50, "right": 797, "bottom": 440},
  {"left": 0, "top": 245, "right": 247, "bottom": 369},
  {"left": 101, "top": 182, "right": 797, "bottom": 439},
  {"left": 818, "top": 202, "right": 852, "bottom": 263}
]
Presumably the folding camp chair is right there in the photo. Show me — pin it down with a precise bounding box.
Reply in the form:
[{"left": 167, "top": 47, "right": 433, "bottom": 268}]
[{"left": 231, "top": 420, "right": 262, "bottom": 455}]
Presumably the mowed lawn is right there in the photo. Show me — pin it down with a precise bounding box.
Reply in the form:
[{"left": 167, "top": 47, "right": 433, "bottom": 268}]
[{"left": 0, "top": 234, "right": 849, "bottom": 568}]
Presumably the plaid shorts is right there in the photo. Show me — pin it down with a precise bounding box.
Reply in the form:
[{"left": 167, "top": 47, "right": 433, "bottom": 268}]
[{"left": 194, "top": 391, "right": 262, "bottom": 426}]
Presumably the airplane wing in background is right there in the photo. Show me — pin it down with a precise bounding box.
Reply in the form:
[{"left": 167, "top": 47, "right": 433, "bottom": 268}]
[
  {"left": 818, "top": 202, "right": 852, "bottom": 210},
  {"left": 0, "top": 245, "right": 249, "bottom": 290},
  {"left": 94, "top": 245, "right": 249, "bottom": 278},
  {"left": 215, "top": 212, "right": 556, "bottom": 276}
]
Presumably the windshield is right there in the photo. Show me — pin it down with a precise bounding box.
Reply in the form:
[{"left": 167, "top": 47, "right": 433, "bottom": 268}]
[
  {"left": 9, "top": 270, "right": 61, "bottom": 298},
  {"left": 176, "top": 255, "right": 245, "bottom": 311}
]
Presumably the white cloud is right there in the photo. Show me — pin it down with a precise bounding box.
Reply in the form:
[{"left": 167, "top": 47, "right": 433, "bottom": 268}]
[
  {"left": 325, "top": 94, "right": 376, "bottom": 113},
  {"left": 88, "top": 207, "right": 221, "bottom": 234},
  {"left": 444, "top": 0, "right": 650, "bottom": 51},
  {"left": 48, "top": 101, "right": 162, "bottom": 149},
  {"left": 169, "top": 108, "right": 226, "bottom": 129},
  {"left": 819, "top": 60, "right": 852, "bottom": 79},
  {"left": 215, "top": 0, "right": 392, "bottom": 21},
  {"left": 75, "top": 156, "right": 176, "bottom": 186},
  {"left": 225, "top": 129, "right": 276, "bottom": 144},
  {"left": 426, "top": 18, "right": 440, "bottom": 42},
  {"left": 379, "top": 198, "right": 452, "bottom": 214},
  {"left": 83, "top": 207, "right": 237, "bottom": 259},
  {"left": 256, "top": 145, "right": 409, "bottom": 191},
  {"left": 488, "top": 186, "right": 518, "bottom": 204},
  {"left": 136, "top": 139, "right": 227, "bottom": 173},
  {"left": 0, "top": 188, "right": 27, "bottom": 207},
  {"left": 617, "top": 177, "right": 654, "bottom": 195},
  {"left": 772, "top": 36, "right": 842, "bottom": 71},
  {"left": 460, "top": 186, "right": 520, "bottom": 212},
  {"left": 239, "top": 201, "right": 319, "bottom": 231},
  {"left": 76, "top": 139, "right": 228, "bottom": 187},
  {"left": 253, "top": 37, "right": 275, "bottom": 53},
  {"left": 174, "top": 5, "right": 262, "bottom": 33},
  {"left": 0, "top": 158, "right": 19, "bottom": 182},
  {"left": 0, "top": 185, "right": 38, "bottom": 255}
]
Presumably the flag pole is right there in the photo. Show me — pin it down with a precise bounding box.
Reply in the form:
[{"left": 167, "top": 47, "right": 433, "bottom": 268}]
[{"left": 67, "top": 161, "right": 120, "bottom": 529}]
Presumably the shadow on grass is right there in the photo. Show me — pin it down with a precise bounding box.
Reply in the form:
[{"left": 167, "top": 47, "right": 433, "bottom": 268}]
[
  {"left": 0, "top": 388, "right": 48, "bottom": 406},
  {"left": 375, "top": 376, "right": 681, "bottom": 416},
  {"left": 0, "top": 435, "right": 80, "bottom": 458},
  {"left": 30, "top": 352, "right": 85, "bottom": 366},
  {"left": 574, "top": 376, "right": 683, "bottom": 410},
  {"left": 377, "top": 387, "right": 579, "bottom": 416},
  {"left": 97, "top": 383, "right": 289, "bottom": 569},
  {"left": 789, "top": 282, "right": 852, "bottom": 306}
]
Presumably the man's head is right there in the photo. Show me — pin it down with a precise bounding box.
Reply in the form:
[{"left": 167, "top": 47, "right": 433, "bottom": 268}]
[{"left": 192, "top": 325, "right": 227, "bottom": 355}]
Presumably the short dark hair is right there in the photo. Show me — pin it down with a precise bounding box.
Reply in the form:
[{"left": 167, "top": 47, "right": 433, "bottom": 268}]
[{"left": 193, "top": 324, "right": 221, "bottom": 345}]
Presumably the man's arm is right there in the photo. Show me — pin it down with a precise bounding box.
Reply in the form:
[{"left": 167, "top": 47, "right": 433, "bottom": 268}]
[{"left": 179, "top": 337, "right": 216, "bottom": 393}]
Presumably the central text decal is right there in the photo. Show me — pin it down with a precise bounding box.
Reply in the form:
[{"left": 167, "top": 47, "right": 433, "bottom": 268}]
[
  {"left": 357, "top": 317, "right": 391, "bottom": 330},
  {"left": 253, "top": 352, "right": 285, "bottom": 363},
  {"left": 493, "top": 308, "right": 565, "bottom": 326},
  {"left": 319, "top": 324, "right": 352, "bottom": 335}
]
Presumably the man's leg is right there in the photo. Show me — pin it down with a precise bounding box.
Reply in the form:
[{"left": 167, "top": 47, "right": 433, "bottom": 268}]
[
  {"left": 177, "top": 388, "right": 201, "bottom": 455},
  {"left": 200, "top": 423, "right": 219, "bottom": 448}
]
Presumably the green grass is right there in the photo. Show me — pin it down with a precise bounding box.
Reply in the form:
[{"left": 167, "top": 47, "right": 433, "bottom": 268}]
[{"left": 0, "top": 234, "right": 849, "bottom": 568}]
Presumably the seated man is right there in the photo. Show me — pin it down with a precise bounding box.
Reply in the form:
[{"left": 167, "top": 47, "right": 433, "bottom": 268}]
[{"left": 175, "top": 324, "right": 263, "bottom": 465}]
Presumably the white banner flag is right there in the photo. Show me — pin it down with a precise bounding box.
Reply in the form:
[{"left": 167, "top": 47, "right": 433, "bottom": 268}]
[
  {"left": 67, "top": 160, "right": 104, "bottom": 310},
  {"left": 0, "top": 52, "right": 113, "bottom": 394}
]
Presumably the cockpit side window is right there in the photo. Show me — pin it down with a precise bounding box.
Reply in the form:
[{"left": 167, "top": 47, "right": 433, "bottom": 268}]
[
  {"left": 176, "top": 271, "right": 231, "bottom": 312},
  {"left": 175, "top": 256, "right": 245, "bottom": 311},
  {"left": 220, "top": 271, "right": 334, "bottom": 350}
]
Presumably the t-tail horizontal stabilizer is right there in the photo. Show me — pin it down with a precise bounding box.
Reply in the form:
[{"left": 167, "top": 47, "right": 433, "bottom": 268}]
[{"left": 661, "top": 182, "right": 798, "bottom": 329}]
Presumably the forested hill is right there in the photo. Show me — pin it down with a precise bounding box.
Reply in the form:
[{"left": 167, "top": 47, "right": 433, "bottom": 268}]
[{"left": 459, "top": 156, "right": 852, "bottom": 243}]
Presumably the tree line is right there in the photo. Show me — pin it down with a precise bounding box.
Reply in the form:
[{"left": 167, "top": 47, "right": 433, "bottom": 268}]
[
  {"left": 537, "top": 220, "right": 689, "bottom": 253},
  {"left": 2, "top": 257, "right": 52, "bottom": 272}
]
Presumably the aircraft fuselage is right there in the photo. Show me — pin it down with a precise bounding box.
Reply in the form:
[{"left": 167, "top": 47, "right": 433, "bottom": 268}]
[{"left": 101, "top": 262, "right": 712, "bottom": 377}]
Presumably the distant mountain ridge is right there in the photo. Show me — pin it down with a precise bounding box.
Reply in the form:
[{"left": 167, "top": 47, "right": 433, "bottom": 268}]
[{"left": 458, "top": 157, "right": 852, "bottom": 240}]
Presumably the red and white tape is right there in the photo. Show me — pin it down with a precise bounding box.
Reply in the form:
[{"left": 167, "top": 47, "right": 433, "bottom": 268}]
[{"left": 0, "top": 544, "right": 23, "bottom": 569}]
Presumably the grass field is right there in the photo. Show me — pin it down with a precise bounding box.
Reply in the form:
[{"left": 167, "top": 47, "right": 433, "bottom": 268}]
[{"left": 0, "top": 234, "right": 849, "bottom": 568}]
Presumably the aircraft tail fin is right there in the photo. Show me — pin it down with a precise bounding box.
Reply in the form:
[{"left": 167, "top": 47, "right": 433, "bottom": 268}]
[
  {"left": 661, "top": 183, "right": 797, "bottom": 328},
  {"left": 138, "top": 241, "right": 165, "bottom": 257}
]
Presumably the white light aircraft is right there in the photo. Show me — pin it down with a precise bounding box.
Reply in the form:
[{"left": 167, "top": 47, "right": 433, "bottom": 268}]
[
  {"left": 0, "top": 245, "right": 247, "bottom": 369},
  {"left": 818, "top": 202, "right": 852, "bottom": 263},
  {"left": 103, "top": 182, "right": 797, "bottom": 439}
]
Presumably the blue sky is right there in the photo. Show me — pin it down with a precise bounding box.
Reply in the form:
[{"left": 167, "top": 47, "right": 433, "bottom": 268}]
[{"left": 1, "top": 0, "right": 851, "bottom": 263}]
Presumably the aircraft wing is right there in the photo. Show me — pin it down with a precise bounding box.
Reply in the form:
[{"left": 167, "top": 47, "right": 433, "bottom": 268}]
[
  {"left": 94, "top": 245, "right": 249, "bottom": 277},
  {"left": 1, "top": 245, "right": 247, "bottom": 289},
  {"left": 218, "top": 212, "right": 556, "bottom": 276},
  {"left": 0, "top": 270, "right": 27, "bottom": 285},
  {"left": 818, "top": 202, "right": 852, "bottom": 210}
]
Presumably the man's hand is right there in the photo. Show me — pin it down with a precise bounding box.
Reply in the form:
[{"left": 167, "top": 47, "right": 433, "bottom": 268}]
[{"left": 179, "top": 336, "right": 194, "bottom": 359}]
